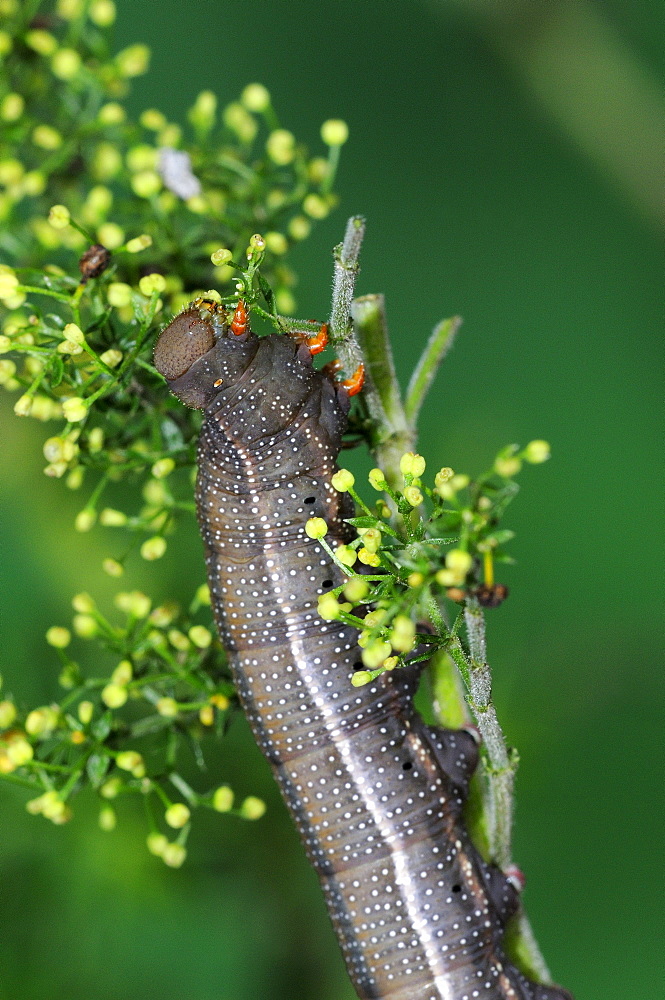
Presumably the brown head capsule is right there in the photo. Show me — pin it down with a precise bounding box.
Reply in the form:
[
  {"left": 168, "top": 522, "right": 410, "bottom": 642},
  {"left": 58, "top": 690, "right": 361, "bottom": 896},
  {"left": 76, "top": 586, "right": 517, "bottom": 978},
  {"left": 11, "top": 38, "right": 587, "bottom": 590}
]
[{"left": 153, "top": 307, "right": 216, "bottom": 381}]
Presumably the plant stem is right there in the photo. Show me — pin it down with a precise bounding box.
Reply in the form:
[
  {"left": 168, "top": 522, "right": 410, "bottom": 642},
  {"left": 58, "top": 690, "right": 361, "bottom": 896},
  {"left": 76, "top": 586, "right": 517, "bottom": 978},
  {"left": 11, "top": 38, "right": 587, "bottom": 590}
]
[{"left": 330, "top": 218, "right": 556, "bottom": 984}]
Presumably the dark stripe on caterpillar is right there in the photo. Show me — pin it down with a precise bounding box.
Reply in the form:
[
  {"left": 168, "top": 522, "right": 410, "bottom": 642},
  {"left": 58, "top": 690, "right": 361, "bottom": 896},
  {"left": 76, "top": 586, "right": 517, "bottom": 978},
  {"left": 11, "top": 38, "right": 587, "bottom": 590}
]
[{"left": 154, "top": 301, "right": 573, "bottom": 1000}]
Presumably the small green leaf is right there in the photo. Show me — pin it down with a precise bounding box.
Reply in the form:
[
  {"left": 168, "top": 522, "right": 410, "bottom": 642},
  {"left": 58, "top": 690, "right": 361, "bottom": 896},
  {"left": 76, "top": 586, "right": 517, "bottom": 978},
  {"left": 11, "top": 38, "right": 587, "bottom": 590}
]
[
  {"left": 50, "top": 355, "right": 64, "bottom": 388},
  {"left": 86, "top": 753, "right": 110, "bottom": 788}
]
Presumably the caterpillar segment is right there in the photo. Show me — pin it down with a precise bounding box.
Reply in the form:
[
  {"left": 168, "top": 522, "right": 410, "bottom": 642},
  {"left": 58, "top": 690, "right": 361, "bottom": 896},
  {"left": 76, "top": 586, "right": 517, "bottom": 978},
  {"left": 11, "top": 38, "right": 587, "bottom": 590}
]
[{"left": 154, "top": 301, "right": 572, "bottom": 1000}]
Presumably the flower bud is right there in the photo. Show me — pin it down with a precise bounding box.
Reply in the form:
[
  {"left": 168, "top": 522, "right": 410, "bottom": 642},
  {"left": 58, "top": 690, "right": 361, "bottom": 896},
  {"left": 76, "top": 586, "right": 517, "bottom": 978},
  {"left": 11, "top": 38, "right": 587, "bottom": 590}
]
[
  {"left": 320, "top": 119, "right": 349, "bottom": 146},
  {"left": 331, "top": 469, "right": 354, "bottom": 492},
  {"left": 523, "top": 439, "right": 551, "bottom": 463},
  {"left": 46, "top": 626, "right": 71, "bottom": 648},
  {"left": 305, "top": 517, "right": 327, "bottom": 539},
  {"left": 240, "top": 796, "right": 266, "bottom": 820},
  {"left": 189, "top": 625, "right": 212, "bottom": 649}
]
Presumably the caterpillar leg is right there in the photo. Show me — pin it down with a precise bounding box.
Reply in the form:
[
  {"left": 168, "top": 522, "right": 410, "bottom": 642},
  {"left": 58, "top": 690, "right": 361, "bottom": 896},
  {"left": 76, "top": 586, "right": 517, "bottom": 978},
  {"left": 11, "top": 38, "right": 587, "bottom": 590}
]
[
  {"left": 340, "top": 362, "right": 365, "bottom": 396},
  {"left": 230, "top": 299, "right": 248, "bottom": 336}
]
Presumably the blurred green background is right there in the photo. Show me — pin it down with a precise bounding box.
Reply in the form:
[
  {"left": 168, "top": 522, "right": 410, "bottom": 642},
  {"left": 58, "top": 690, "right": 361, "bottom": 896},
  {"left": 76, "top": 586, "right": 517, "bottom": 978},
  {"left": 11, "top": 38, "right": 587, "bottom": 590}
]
[{"left": 1, "top": 1, "right": 662, "bottom": 997}]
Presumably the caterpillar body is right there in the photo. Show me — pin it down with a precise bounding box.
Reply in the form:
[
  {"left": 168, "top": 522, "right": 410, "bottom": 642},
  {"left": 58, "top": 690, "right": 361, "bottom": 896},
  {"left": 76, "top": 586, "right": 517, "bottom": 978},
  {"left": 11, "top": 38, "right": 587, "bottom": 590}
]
[{"left": 154, "top": 302, "right": 572, "bottom": 1000}]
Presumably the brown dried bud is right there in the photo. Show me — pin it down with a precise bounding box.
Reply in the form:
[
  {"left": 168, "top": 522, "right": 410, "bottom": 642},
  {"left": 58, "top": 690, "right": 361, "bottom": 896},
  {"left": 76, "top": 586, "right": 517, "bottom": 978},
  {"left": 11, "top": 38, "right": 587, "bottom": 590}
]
[
  {"left": 445, "top": 587, "right": 467, "bottom": 604},
  {"left": 474, "top": 583, "right": 509, "bottom": 608},
  {"left": 79, "top": 244, "right": 111, "bottom": 281}
]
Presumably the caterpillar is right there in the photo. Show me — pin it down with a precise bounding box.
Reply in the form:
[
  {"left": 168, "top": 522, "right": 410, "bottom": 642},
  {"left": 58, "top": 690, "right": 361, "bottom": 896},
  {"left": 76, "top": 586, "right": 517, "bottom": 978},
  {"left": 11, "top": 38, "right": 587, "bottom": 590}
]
[{"left": 154, "top": 299, "right": 573, "bottom": 1000}]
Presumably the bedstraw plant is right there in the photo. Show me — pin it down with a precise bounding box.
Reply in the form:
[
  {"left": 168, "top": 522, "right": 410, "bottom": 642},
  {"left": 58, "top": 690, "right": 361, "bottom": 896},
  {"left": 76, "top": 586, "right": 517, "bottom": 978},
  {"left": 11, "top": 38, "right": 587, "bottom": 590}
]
[{"left": 1, "top": 0, "right": 554, "bottom": 984}]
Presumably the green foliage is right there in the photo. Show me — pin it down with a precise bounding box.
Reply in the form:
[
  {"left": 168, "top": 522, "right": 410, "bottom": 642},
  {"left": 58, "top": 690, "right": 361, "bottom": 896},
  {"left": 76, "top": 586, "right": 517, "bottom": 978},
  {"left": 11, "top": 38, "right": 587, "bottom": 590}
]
[
  {"left": 307, "top": 442, "right": 550, "bottom": 687},
  {"left": 0, "top": 0, "right": 549, "bottom": 885},
  {"left": 0, "top": 0, "right": 346, "bottom": 864}
]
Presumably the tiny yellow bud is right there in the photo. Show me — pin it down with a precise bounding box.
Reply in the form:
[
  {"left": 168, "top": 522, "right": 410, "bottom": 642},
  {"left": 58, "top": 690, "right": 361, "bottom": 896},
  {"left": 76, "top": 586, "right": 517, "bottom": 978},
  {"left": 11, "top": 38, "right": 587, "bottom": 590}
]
[
  {"left": 240, "top": 796, "right": 266, "bottom": 820},
  {"left": 445, "top": 549, "right": 473, "bottom": 577},
  {"left": 390, "top": 615, "right": 416, "bottom": 653},
  {"left": 351, "top": 670, "right": 372, "bottom": 687},
  {"left": 111, "top": 660, "right": 132, "bottom": 685},
  {"left": 89, "top": 0, "right": 116, "bottom": 26},
  {"left": 305, "top": 517, "right": 328, "bottom": 539},
  {"left": 25, "top": 29, "right": 58, "bottom": 55},
  {"left": 107, "top": 282, "right": 132, "bottom": 307},
  {"left": 116, "top": 43, "right": 150, "bottom": 78},
  {"left": 182, "top": 625, "right": 209, "bottom": 650},
  {"left": 331, "top": 469, "right": 355, "bottom": 492},
  {"left": 361, "top": 640, "right": 392, "bottom": 669},
  {"left": 57, "top": 339, "right": 83, "bottom": 356},
  {"left": 151, "top": 457, "right": 175, "bottom": 479},
  {"left": 523, "top": 439, "right": 551, "bottom": 464},
  {"left": 317, "top": 594, "right": 341, "bottom": 620},
  {"left": 33, "top": 125, "right": 62, "bottom": 150},
  {"left": 403, "top": 486, "right": 423, "bottom": 507},
  {"left": 1, "top": 93, "right": 24, "bottom": 122},
  {"left": 63, "top": 397, "right": 88, "bottom": 423},
  {"left": 138, "top": 273, "right": 166, "bottom": 296},
  {"left": 100, "top": 507, "right": 127, "bottom": 527},
  {"left": 0, "top": 700, "right": 17, "bottom": 729},
  {"left": 100, "top": 777, "right": 122, "bottom": 799},
  {"left": 407, "top": 572, "right": 424, "bottom": 588},
  {"left": 6, "top": 736, "right": 33, "bottom": 767},
  {"left": 266, "top": 129, "right": 295, "bottom": 165},
  {"left": 494, "top": 456, "right": 522, "bottom": 478},
  {"left": 72, "top": 592, "right": 95, "bottom": 614},
  {"left": 320, "top": 119, "right": 349, "bottom": 146},
  {"left": 97, "top": 222, "right": 125, "bottom": 249},
  {"left": 209, "top": 693, "right": 230, "bottom": 710},
  {"left": 288, "top": 215, "right": 311, "bottom": 241},
  {"left": 98, "top": 102, "right": 125, "bottom": 125},
  {"left": 212, "top": 785, "right": 234, "bottom": 812},
  {"left": 335, "top": 544, "right": 357, "bottom": 567},
  {"left": 126, "top": 233, "right": 152, "bottom": 253},
  {"left": 302, "top": 193, "right": 329, "bottom": 219},
  {"left": 435, "top": 569, "right": 457, "bottom": 587},
  {"left": 146, "top": 832, "right": 168, "bottom": 856},
  {"left": 51, "top": 48, "right": 81, "bottom": 80},
  {"left": 101, "top": 683, "right": 128, "bottom": 709},
  {"left": 263, "top": 231, "right": 288, "bottom": 255},
  {"left": 361, "top": 528, "right": 381, "bottom": 554},
  {"left": 168, "top": 628, "right": 190, "bottom": 651},
  {"left": 140, "top": 108, "right": 167, "bottom": 131},
  {"left": 46, "top": 626, "right": 71, "bottom": 649},
  {"left": 165, "top": 803, "right": 190, "bottom": 829},
  {"left": 400, "top": 452, "right": 426, "bottom": 478},
  {"left": 0, "top": 271, "right": 19, "bottom": 300},
  {"left": 195, "top": 583, "right": 211, "bottom": 605},
  {"left": 199, "top": 705, "right": 214, "bottom": 726},
  {"left": 99, "top": 805, "right": 116, "bottom": 831},
  {"left": 156, "top": 697, "right": 178, "bottom": 718},
  {"left": 13, "top": 395, "right": 32, "bottom": 417},
  {"left": 77, "top": 701, "right": 94, "bottom": 725},
  {"left": 115, "top": 590, "right": 151, "bottom": 618},
  {"left": 343, "top": 577, "right": 368, "bottom": 603},
  {"left": 357, "top": 548, "right": 380, "bottom": 567},
  {"left": 211, "top": 248, "right": 233, "bottom": 266},
  {"left": 116, "top": 750, "right": 143, "bottom": 772},
  {"left": 368, "top": 468, "right": 388, "bottom": 491},
  {"left": 131, "top": 170, "right": 161, "bottom": 199},
  {"left": 140, "top": 536, "right": 167, "bottom": 561},
  {"left": 103, "top": 558, "right": 124, "bottom": 578},
  {"left": 72, "top": 614, "right": 98, "bottom": 638},
  {"left": 74, "top": 509, "right": 96, "bottom": 533},
  {"left": 161, "top": 843, "right": 187, "bottom": 868},
  {"left": 100, "top": 348, "right": 123, "bottom": 368},
  {"left": 241, "top": 83, "right": 271, "bottom": 112}
]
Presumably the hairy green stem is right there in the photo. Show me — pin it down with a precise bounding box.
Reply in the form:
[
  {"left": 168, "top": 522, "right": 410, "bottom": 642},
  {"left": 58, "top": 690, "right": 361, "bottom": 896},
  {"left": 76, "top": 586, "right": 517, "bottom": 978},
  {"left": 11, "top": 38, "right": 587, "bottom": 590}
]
[{"left": 331, "top": 218, "right": 555, "bottom": 983}]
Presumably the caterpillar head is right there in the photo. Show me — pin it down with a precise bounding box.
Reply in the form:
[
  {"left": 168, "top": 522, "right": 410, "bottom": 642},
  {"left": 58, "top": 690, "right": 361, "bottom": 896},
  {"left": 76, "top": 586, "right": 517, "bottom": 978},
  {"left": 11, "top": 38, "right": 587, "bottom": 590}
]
[{"left": 154, "top": 299, "right": 258, "bottom": 408}]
